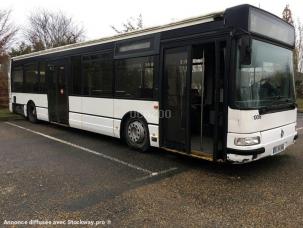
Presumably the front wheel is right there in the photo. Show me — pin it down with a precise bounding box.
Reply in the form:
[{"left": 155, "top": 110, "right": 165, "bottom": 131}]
[
  {"left": 124, "top": 117, "right": 150, "bottom": 152},
  {"left": 27, "top": 103, "right": 38, "bottom": 123}
]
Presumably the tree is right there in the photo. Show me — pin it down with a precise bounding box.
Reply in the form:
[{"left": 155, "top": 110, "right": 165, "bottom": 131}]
[
  {"left": 25, "top": 9, "right": 85, "bottom": 51},
  {"left": 282, "top": 5, "right": 303, "bottom": 97},
  {"left": 0, "top": 54, "right": 9, "bottom": 107},
  {"left": 296, "top": 20, "right": 303, "bottom": 73},
  {"left": 282, "top": 4, "right": 294, "bottom": 25},
  {"left": 0, "top": 9, "right": 18, "bottom": 54},
  {"left": 282, "top": 5, "right": 297, "bottom": 71},
  {"left": 10, "top": 42, "right": 32, "bottom": 57},
  {"left": 295, "top": 22, "right": 303, "bottom": 97},
  {"left": 282, "top": 5, "right": 302, "bottom": 73},
  {"left": 111, "top": 14, "right": 143, "bottom": 34}
]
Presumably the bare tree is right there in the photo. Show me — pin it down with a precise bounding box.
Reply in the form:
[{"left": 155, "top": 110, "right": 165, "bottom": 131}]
[
  {"left": 282, "top": 5, "right": 303, "bottom": 96},
  {"left": 0, "top": 9, "right": 18, "bottom": 54},
  {"left": 0, "top": 54, "right": 9, "bottom": 107},
  {"left": 111, "top": 14, "right": 143, "bottom": 34},
  {"left": 282, "top": 4, "right": 303, "bottom": 73},
  {"left": 25, "top": 9, "right": 85, "bottom": 51},
  {"left": 282, "top": 5, "right": 297, "bottom": 71},
  {"left": 282, "top": 4, "right": 294, "bottom": 25},
  {"left": 296, "top": 20, "right": 303, "bottom": 73}
]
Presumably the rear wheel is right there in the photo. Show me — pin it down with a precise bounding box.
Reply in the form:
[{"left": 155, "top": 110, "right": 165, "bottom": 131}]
[
  {"left": 124, "top": 117, "right": 150, "bottom": 152},
  {"left": 27, "top": 102, "right": 38, "bottom": 123}
]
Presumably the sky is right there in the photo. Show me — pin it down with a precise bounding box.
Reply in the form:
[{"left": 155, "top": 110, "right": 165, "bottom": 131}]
[{"left": 2, "top": 0, "right": 302, "bottom": 41}]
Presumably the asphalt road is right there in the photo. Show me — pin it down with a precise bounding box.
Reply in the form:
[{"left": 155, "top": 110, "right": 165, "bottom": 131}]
[{"left": 0, "top": 115, "right": 303, "bottom": 227}]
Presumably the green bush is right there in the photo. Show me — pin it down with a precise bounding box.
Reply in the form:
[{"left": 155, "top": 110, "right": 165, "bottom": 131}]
[{"left": 297, "top": 98, "right": 303, "bottom": 112}]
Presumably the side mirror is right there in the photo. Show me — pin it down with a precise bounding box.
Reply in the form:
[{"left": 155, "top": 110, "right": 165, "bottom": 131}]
[{"left": 238, "top": 35, "right": 252, "bottom": 65}]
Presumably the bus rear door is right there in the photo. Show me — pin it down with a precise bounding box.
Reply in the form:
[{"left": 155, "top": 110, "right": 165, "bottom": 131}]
[{"left": 47, "top": 60, "right": 69, "bottom": 125}]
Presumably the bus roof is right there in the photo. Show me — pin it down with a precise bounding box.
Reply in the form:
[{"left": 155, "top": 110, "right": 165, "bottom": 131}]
[{"left": 12, "top": 10, "right": 223, "bottom": 61}]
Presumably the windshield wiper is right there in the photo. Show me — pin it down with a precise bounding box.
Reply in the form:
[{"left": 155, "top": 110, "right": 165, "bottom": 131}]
[
  {"left": 270, "top": 96, "right": 292, "bottom": 106},
  {"left": 259, "top": 96, "right": 295, "bottom": 115},
  {"left": 257, "top": 96, "right": 293, "bottom": 114}
]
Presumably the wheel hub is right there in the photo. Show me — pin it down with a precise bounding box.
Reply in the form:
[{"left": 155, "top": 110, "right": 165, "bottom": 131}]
[{"left": 128, "top": 121, "right": 145, "bottom": 143}]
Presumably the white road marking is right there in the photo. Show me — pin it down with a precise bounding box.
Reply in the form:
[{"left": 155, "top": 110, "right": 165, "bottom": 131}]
[
  {"left": 132, "top": 167, "right": 178, "bottom": 183},
  {"left": 297, "top": 127, "right": 303, "bottom": 131},
  {"left": 5, "top": 122, "right": 154, "bottom": 174}
]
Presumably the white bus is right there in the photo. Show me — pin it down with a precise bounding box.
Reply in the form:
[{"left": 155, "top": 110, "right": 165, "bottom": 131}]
[{"left": 9, "top": 4, "right": 298, "bottom": 163}]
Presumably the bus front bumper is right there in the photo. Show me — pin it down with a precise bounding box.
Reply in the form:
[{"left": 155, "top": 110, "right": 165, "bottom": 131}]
[{"left": 226, "top": 123, "right": 297, "bottom": 163}]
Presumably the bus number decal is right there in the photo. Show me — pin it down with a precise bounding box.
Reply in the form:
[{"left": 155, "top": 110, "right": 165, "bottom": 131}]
[{"left": 253, "top": 115, "right": 261, "bottom": 120}]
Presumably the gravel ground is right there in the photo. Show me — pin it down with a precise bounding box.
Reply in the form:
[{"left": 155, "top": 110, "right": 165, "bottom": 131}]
[{"left": 0, "top": 116, "right": 302, "bottom": 227}]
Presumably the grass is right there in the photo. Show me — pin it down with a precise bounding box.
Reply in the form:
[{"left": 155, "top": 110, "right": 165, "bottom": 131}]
[
  {"left": 296, "top": 98, "right": 303, "bottom": 112},
  {"left": 0, "top": 107, "right": 21, "bottom": 121},
  {"left": 0, "top": 108, "right": 11, "bottom": 117}
]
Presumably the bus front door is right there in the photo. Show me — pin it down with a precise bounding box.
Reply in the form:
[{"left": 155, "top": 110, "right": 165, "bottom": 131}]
[
  {"left": 47, "top": 61, "right": 69, "bottom": 125},
  {"left": 162, "top": 46, "right": 191, "bottom": 152},
  {"left": 161, "top": 41, "right": 226, "bottom": 160}
]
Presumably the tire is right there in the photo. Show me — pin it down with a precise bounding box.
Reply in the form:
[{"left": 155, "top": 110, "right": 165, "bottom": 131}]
[
  {"left": 27, "top": 102, "right": 38, "bottom": 123},
  {"left": 124, "top": 117, "right": 150, "bottom": 152}
]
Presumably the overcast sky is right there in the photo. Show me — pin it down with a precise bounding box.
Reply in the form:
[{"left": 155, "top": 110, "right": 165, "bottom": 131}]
[{"left": 2, "top": 0, "right": 302, "bottom": 41}]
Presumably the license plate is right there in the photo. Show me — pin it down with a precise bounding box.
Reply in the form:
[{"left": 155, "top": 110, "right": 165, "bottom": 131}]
[{"left": 273, "top": 144, "right": 285, "bottom": 155}]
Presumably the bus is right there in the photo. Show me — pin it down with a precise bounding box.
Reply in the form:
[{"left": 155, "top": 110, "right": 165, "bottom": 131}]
[{"left": 9, "top": 4, "right": 298, "bottom": 163}]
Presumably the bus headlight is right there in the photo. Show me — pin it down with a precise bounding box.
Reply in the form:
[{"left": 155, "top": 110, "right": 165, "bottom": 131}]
[{"left": 234, "top": 136, "right": 260, "bottom": 146}]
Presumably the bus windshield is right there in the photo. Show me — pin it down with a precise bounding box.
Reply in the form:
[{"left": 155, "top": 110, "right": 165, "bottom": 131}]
[{"left": 235, "top": 39, "right": 295, "bottom": 109}]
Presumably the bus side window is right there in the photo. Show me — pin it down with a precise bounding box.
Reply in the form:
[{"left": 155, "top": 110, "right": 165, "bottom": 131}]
[
  {"left": 71, "top": 56, "right": 82, "bottom": 95},
  {"left": 82, "top": 53, "right": 113, "bottom": 97},
  {"left": 115, "top": 56, "right": 155, "bottom": 99},
  {"left": 39, "top": 62, "right": 46, "bottom": 93},
  {"left": 24, "top": 63, "right": 39, "bottom": 93},
  {"left": 11, "top": 67, "right": 24, "bottom": 92}
]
